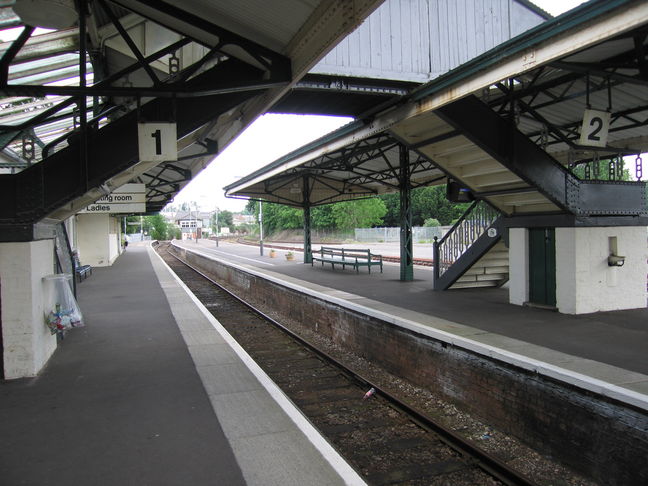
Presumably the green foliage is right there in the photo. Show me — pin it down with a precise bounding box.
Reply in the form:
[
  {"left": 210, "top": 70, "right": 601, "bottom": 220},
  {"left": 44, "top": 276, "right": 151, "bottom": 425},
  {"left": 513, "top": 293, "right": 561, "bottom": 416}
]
[
  {"left": 379, "top": 185, "right": 469, "bottom": 226},
  {"left": 571, "top": 159, "right": 631, "bottom": 181},
  {"left": 212, "top": 210, "right": 233, "bottom": 232},
  {"left": 145, "top": 214, "right": 168, "bottom": 240},
  {"left": 330, "top": 198, "right": 386, "bottom": 230},
  {"left": 311, "top": 205, "right": 335, "bottom": 229},
  {"left": 125, "top": 214, "right": 177, "bottom": 240},
  {"left": 245, "top": 200, "right": 302, "bottom": 234},
  {"left": 379, "top": 193, "right": 400, "bottom": 227},
  {"left": 243, "top": 185, "right": 470, "bottom": 235}
]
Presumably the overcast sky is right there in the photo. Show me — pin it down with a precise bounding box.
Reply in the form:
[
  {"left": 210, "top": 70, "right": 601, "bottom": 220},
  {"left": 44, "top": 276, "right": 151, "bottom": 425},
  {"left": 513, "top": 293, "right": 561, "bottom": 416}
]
[{"left": 172, "top": 0, "right": 591, "bottom": 213}]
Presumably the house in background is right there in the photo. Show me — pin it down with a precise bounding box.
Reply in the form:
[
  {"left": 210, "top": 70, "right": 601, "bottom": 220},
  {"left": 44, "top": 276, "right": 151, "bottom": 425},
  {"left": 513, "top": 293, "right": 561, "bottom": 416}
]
[{"left": 174, "top": 210, "right": 212, "bottom": 240}]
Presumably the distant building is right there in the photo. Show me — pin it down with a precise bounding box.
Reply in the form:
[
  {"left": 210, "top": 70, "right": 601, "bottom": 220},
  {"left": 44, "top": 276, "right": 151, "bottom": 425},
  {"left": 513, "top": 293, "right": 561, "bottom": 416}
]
[
  {"left": 233, "top": 213, "right": 255, "bottom": 226},
  {"left": 174, "top": 210, "right": 212, "bottom": 239}
]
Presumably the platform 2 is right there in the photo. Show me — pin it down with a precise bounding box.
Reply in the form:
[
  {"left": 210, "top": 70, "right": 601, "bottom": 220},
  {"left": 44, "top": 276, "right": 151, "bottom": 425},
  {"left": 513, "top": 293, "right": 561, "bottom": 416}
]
[
  {"left": 0, "top": 243, "right": 364, "bottom": 486},
  {"left": 175, "top": 239, "right": 648, "bottom": 410}
]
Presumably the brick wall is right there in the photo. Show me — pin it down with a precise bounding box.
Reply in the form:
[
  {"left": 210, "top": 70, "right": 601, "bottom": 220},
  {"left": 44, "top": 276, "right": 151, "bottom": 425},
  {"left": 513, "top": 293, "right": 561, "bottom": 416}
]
[{"left": 173, "top": 245, "right": 648, "bottom": 486}]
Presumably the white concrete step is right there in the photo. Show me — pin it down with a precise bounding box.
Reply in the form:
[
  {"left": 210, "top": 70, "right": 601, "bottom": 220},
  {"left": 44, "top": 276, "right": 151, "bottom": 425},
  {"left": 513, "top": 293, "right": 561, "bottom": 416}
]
[{"left": 451, "top": 280, "right": 499, "bottom": 289}]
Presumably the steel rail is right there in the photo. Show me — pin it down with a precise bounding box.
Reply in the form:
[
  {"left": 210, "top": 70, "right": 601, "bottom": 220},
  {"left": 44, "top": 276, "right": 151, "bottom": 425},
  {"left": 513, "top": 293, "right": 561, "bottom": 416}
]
[{"left": 163, "top": 245, "right": 539, "bottom": 486}]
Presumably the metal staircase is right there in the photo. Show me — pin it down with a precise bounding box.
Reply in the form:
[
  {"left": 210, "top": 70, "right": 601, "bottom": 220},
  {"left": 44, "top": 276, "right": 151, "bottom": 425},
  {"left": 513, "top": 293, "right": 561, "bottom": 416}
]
[
  {"left": 392, "top": 94, "right": 647, "bottom": 291},
  {"left": 391, "top": 95, "right": 646, "bottom": 219},
  {"left": 433, "top": 201, "right": 508, "bottom": 290}
]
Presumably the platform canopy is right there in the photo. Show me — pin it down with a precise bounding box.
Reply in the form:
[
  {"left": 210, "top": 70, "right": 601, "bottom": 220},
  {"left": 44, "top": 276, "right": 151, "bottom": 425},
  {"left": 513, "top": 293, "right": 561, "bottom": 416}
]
[
  {"left": 225, "top": 0, "right": 648, "bottom": 219},
  {"left": 0, "top": 0, "right": 386, "bottom": 237}
]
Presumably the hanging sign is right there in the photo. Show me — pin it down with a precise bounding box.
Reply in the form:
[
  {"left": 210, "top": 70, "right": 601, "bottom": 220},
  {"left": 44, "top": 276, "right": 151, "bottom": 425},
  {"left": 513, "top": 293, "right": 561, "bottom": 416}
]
[
  {"left": 579, "top": 109, "right": 611, "bottom": 148},
  {"left": 80, "top": 183, "right": 146, "bottom": 214},
  {"left": 138, "top": 122, "right": 177, "bottom": 161}
]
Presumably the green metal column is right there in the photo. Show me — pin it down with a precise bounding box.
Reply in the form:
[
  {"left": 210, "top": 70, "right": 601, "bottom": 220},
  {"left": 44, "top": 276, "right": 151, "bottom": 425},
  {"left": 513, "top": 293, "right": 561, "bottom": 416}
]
[
  {"left": 303, "top": 175, "right": 312, "bottom": 263},
  {"left": 399, "top": 144, "right": 413, "bottom": 281}
]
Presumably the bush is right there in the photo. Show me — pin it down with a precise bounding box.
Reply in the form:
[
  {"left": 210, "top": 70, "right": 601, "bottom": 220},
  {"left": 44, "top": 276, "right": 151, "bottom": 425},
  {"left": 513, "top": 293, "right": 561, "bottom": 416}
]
[{"left": 423, "top": 218, "right": 440, "bottom": 227}]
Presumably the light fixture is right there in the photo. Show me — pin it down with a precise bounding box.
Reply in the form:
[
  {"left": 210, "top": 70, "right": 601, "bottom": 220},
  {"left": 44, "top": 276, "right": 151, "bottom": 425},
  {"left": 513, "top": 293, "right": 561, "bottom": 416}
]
[
  {"left": 608, "top": 254, "right": 625, "bottom": 267},
  {"left": 13, "top": 0, "right": 77, "bottom": 29}
]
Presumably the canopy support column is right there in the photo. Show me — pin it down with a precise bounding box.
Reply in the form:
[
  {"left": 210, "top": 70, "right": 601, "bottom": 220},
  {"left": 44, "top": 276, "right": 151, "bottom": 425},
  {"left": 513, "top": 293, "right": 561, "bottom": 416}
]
[
  {"left": 399, "top": 144, "right": 413, "bottom": 281},
  {"left": 303, "top": 175, "right": 312, "bottom": 263}
]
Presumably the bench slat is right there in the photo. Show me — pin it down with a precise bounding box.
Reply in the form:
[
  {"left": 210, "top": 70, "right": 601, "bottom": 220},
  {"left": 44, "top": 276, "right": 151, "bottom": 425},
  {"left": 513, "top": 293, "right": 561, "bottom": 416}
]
[{"left": 311, "top": 247, "right": 382, "bottom": 273}]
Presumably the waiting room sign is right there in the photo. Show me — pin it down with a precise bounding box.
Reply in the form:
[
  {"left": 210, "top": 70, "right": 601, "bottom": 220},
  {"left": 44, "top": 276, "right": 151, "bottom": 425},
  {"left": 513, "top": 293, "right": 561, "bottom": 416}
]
[{"left": 81, "top": 183, "right": 146, "bottom": 214}]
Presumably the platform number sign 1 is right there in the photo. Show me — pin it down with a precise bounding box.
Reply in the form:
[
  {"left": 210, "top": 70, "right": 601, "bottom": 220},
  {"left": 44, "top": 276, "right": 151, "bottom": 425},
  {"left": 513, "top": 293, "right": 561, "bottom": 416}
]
[
  {"left": 579, "top": 109, "right": 610, "bottom": 148},
  {"left": 137, "top": 122, "right": 177, "bottom": 161}
]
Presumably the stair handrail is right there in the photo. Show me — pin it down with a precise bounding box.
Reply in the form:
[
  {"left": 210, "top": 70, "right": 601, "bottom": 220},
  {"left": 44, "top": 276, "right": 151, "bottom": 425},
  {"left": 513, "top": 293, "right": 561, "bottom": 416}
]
[{"left": 433, "top": 200, "right": 500, "bottom": 279}]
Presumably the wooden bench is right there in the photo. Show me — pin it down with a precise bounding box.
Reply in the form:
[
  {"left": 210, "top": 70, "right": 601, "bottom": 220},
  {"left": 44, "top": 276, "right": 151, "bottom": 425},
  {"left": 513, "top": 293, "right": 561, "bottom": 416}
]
[
  {"left": 311, "top": 247, "right": 383, "bottom": 273},
  {"left": 73, "top": 252, "right": 92, "bottom": 282}
]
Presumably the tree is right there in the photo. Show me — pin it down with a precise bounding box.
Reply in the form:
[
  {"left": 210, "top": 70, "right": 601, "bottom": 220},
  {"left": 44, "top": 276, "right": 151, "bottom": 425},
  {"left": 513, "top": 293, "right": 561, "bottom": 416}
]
[
  {"left": 379, "top": 185, "right": 469, "bottom": 226},
  {"left": 145, "top": 214, "right": 169, "bottom": 240},
  {"left": 212, "top": 210, "right": 233, "bottom": 233},
  {"left": 311, "top": 204, "right": 336, "bottom": 229},
  {"left": 244, "top": 200, "right": 302, "bottom": 234},
  {"left": 330, "top": 198, "right": 386, "bottom": 230},
  {"left": 380, "top": 193, "right": 400, "bottom": 227}
]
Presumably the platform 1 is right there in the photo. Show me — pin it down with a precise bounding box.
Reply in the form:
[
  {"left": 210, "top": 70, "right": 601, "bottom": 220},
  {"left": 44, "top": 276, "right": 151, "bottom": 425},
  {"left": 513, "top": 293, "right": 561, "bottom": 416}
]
[
  {"left": 0, "top": 243, "right": 364, "bottom": 486},
  {"left": 174, "top": 238, "right": 648, "bottom": 410}
]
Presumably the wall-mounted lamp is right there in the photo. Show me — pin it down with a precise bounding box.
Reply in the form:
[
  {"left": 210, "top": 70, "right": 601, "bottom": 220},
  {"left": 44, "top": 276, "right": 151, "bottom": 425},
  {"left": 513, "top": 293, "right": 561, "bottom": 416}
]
[
  {"left": 608, "top": 254, "right": 625, "bottom": 267},
  {"left": 607, "top": 236, "right": 625, "bottom": 267}
]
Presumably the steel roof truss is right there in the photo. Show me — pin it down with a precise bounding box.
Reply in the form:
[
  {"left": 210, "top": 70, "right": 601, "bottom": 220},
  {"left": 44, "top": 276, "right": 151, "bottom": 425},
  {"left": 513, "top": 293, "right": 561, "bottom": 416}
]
[
  {"left": 108, "top": 0, "right": 290, "bottom": 81},
  {"left": 0, "top": 26, "right": 35, "bottom": 84},
  {"left": 97, "top": 0, "right": 160, "bottom": 86}
]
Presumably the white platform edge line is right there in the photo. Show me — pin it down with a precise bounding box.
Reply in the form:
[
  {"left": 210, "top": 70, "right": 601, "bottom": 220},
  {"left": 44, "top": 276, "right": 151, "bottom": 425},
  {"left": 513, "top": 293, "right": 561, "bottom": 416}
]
[
  {"left": 149, "top": 244, "right": 367, "bottom": 486},
  {"left": 174, "top": 242, "right": 648, "bottom": 412}
]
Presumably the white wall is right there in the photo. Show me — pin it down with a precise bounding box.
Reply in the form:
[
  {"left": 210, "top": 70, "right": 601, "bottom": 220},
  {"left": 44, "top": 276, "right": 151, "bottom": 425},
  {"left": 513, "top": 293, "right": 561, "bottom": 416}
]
[
  {"left": 108, "top": 216, "right": 120, "bottom": 265},
  {"left": 0, "top": 239, "right": 58, "bottom": 379},
  {"left": 556, "top": 227, "right": 647, "bottom": 314},
  {"left": 508, "top": 228, "right": 529, "bottom": 306},
  {"left": 76, "top": 214, "right": 123, "bottom": 267}
]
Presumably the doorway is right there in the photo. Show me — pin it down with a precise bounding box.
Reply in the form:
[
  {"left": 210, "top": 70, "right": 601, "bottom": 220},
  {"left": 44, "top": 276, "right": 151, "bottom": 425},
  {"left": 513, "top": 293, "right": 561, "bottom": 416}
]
[{"left": 528, "top": 228, "right": 556, "bottom": 307}]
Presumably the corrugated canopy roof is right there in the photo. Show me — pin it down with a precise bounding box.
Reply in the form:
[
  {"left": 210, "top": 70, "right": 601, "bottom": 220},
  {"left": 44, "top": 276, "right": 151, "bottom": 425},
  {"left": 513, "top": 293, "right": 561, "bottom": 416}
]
[
  {"left": 0, "top": 0, "right": 384, "bottom": 224},
  {"left": 225, "top": 0, "right": 648, "bottom": 216}
]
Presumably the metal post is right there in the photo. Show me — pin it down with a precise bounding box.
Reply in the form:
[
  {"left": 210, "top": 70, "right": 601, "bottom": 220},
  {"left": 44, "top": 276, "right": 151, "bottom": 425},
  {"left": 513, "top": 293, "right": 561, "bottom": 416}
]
[
  {"left": 215, "top": 207, "right": 219, "bottom": 247},
  {"left": 303, "top": 203, "right": 312, "bottom": 264},
  {"left": 259, "top": 201, "right": 264, "bottom": 256},
  {"left": 303, "top": 175, "right": 312, "bottom": 263},
  {"left": 433, "top": 237, "right": 440, "bottom": 288},
  {"left": 399, "top": 144, "right": 413, "bottom": 281},
  {"left": 193, "top": 203, "right": 198, "bottom": 243},
  {"left": 78, "top": 0, "right": 88, "bottom": 191}
]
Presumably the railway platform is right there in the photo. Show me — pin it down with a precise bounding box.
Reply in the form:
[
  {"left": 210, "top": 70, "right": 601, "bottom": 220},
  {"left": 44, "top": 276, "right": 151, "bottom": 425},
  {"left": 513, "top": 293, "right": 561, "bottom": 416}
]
[
  {"left": 0, "top": 243, "right": 364, "bottom": 486},
  {"left": 175, "top": 238, "right": 648, "bottom": 408}
]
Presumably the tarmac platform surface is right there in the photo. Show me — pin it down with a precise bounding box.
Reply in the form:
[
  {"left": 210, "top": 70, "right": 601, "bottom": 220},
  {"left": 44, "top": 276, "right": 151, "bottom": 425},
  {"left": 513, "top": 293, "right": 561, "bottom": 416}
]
[
  {"left": 0, "top": 243, "right": 363, "bottom": 486},
  {"left": 175, "top": 239, "right": 648, "bottom": 406}
]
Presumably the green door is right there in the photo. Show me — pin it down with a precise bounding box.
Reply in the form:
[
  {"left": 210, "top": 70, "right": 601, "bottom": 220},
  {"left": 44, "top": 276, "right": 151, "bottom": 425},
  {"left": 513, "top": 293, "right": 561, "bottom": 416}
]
[{"left": 528, "top": 228, "right": 556, "bottom": 307}]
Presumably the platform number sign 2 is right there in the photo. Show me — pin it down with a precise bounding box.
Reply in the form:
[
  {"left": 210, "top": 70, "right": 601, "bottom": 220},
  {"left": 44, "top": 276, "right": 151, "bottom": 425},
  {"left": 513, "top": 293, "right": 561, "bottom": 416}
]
[
  {"left": 138, "top": 122, "right": 178, "bottom": 161},
  {"left": 579, "top": 109, "right": 610, "bottom": 148}
]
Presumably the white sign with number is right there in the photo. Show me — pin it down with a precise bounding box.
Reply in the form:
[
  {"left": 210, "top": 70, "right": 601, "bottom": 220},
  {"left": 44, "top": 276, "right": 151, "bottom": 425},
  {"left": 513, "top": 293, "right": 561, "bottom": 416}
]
[
  {"left": 138, "top": 122, "right": 177, "bottom": 161},
  {"left": 579, "top": 109, "right": 610, "bottom": 148}
]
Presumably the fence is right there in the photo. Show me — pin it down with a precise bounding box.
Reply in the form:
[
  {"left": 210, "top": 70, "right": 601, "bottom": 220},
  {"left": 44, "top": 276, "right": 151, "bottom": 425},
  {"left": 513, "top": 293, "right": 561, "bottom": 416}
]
[{"left": 355, "top": 226, "right": 447, "bottom": 243}]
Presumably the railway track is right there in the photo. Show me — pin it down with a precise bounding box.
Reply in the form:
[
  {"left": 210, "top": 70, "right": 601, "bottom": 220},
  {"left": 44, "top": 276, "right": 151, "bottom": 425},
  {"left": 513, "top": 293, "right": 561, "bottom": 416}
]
[{"left": 158, "top": 244, "right": 537, "bottom": 486}]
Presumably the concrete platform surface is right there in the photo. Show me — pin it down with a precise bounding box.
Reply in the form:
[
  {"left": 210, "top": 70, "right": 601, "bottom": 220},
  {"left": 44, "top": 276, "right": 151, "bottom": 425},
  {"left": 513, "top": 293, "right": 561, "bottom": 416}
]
[
  {"left": 0, "top": 244, "right": 364, "bottom": 486},
  {"left": 175, "top": 239, "right": 648, "bottom": 408}
]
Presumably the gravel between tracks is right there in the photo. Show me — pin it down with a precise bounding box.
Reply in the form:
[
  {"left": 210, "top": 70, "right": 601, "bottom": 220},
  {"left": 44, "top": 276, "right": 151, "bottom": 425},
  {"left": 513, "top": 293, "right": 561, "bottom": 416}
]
[{"left": 160, "top": 244, "right": 599, "bottom": 486}]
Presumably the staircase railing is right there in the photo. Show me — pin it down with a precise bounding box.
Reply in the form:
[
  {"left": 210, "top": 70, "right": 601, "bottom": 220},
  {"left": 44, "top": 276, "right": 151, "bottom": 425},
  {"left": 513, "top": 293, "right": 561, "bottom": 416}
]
[
  {"left": 433, "top": 200, "right": 500, "bottom": 281},
  {"left": 54, "top": 222, "right": 76, "bottom": 297}
]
